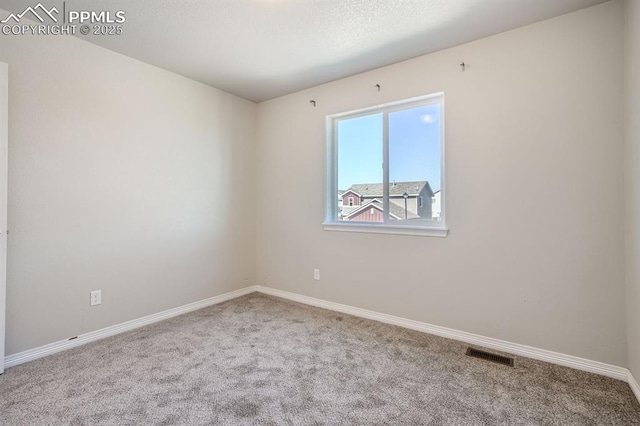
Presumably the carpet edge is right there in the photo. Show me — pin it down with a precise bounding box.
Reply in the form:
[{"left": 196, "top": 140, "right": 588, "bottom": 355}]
[
  {"left": 255, "top": 285, "right": 637, "bottom": 401},
  {"left": 4, "top": 286, "right": 258, "bottom": 369},
  {"left": 629, "top": 370, "right": 640, "bottom": 403},
  {"left": 6, "top": 285, "right": 638, "bottom": 406}
]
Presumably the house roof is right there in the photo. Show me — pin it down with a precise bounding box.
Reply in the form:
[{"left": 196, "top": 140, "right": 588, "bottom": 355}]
[
  {"left": 348, "top": 181, "right": 432, "bottom": 197},
  {"left": 387, "top": 202, "right": 419, "bottom": 220},
  {"left": 340, "top": 189, "right": 361, "bottom": 198},
  {"left": 343, "top": 199, "right": 418, "bottom": 220}
]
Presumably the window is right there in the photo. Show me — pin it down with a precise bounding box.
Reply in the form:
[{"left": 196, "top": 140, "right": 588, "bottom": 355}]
[
  {"left": 348, "top": 197, "right": 354, "bottom": 206},
  {"left": 324, "top": 93, "right": 447, "bottom": 237}
]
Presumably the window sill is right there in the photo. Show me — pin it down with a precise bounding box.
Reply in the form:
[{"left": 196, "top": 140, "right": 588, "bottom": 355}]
[{"left": 322, "top": 222, "right": 449, "bottom": 237}]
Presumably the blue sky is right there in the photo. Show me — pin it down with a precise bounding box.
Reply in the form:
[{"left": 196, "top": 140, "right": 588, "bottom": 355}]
[{"left": 337, "top": 104, "right": 441, "bottom": 191}]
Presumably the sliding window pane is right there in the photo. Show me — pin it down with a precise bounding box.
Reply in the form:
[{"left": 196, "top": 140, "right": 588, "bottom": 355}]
[
  {"left": 388, "top": 104, "right": 441, "bottom": 222},
  {"left": 337, "top": 113, "right": 383, "bottom": 222}
]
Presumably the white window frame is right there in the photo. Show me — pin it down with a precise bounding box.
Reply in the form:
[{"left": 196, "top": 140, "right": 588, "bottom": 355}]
[{"left": 323, "top": 92, "right": 447, "bottom": 237}]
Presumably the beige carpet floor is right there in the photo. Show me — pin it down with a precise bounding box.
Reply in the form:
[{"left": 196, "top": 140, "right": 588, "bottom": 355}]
[{"left": 0, "top": 293, "right": 638, "bottom": 425}]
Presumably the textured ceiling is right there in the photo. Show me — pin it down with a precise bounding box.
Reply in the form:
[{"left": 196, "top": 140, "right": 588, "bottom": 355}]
[{"left": 0, "top": 0, "right": 608, "bottom": 102}]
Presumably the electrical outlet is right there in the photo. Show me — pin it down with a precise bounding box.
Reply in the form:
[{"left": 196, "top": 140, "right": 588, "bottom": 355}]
[
  {"left": 313, "top": 269, "right": 320, "bottom": 280},
  {"left": 90, "top": 290, "right": 101, "bottom": 306}
]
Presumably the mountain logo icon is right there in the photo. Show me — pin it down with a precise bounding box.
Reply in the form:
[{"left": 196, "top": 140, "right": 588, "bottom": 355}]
[{"left": 1, "top": 3, "right": 59, "bottom": 24}]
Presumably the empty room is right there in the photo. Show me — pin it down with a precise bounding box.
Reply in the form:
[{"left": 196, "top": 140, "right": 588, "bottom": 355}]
[{"left": 0, "top": 0, "right": 640, "bottom": 424}]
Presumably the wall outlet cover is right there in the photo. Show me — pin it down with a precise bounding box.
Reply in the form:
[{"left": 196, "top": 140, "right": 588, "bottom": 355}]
[{"left": 90, "top": 290, "right": 101, "bottom": 306}]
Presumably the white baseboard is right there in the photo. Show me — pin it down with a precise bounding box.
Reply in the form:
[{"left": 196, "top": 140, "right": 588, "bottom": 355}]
[
  {"left": 4, "top": 286, "right": 257, "bottom": 369},
  {"left": 629, "top": 370, "right": 640, "bottom": 403},
  {"left": 5, "top": 284, "right": 639, "bottom": 406},
  {"left": 255, "top": 286, "right": 631, "bottom": 384}
]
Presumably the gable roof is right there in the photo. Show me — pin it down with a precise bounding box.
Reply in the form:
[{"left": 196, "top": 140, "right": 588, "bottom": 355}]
[
  {"left": 339, "top": 189, "right": 362, "bottom": 199},
  {"left": 347, "top": 181, "right": 433, "bottom": 197},
  {"left": 343, "top": 199, "right": 418, "bottom": 220}
]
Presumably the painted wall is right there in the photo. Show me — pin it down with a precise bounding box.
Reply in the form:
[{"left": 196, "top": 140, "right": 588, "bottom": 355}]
[
  {"left": 0, "top": 21, "right": 257, "bottom": 355},
  {"left": 0, "top": 62, "right": 7, "bottom": 371},
  {"left": 256, "top": 1, "right": 627, "bottom": 365},
  {"left": 624, "top": 0, "right": 640, "bottom": 380}
]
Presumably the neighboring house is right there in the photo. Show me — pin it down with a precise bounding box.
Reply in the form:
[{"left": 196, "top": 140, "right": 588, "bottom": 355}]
[
  {"left": 339, "top": 181, "right": 434, "bottom": 222},
  {"left": 337, "top": 190, "right": 347, "bottom": 217},
  {"left": 344, "top": 199, "right": 386, "bottom": 222},
  {"left": 432, "top": 190, "right": 441, "bottom": 220},
  {"left": 339, "top": 189, "right": 361, "bottom": 218}
]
